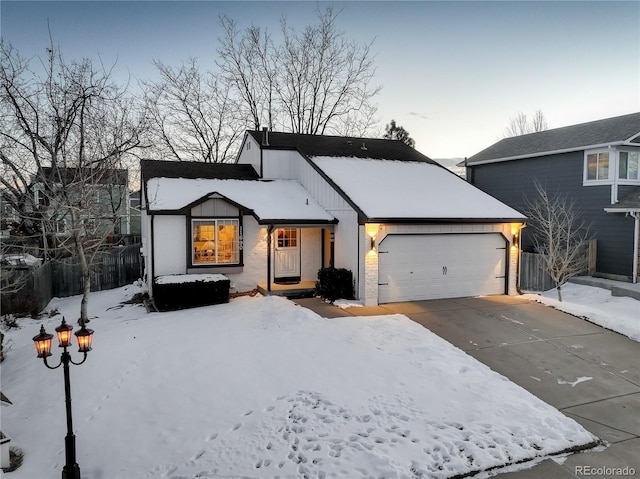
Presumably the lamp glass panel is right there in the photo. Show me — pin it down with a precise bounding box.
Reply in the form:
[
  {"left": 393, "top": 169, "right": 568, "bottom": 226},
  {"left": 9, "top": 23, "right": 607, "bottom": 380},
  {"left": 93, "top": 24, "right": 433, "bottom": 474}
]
[
  {"left": 76, "top": 328, "right": 94, "bottom": 352},
  {"left": 35, "top": 337, "right": 52, "bottom": 357}
]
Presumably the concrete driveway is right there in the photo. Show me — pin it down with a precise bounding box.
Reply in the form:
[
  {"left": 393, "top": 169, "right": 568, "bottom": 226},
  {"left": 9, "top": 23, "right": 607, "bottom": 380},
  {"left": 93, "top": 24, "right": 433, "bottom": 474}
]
[{"left": 295, "top": 295, "right": 640, "bottom": 478}]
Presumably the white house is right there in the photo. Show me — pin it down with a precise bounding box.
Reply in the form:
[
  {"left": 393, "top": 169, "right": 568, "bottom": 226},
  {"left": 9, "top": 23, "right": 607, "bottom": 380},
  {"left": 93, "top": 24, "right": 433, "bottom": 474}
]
[{"left": 140, "top": 131, "right": 526, "bottom": 305}]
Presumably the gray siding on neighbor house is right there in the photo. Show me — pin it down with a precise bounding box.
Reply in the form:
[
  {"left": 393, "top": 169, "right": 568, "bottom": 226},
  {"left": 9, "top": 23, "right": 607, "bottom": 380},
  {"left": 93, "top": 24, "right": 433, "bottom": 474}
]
[{"left": 470, "top": 151, "right": 635, "bottom": 279}]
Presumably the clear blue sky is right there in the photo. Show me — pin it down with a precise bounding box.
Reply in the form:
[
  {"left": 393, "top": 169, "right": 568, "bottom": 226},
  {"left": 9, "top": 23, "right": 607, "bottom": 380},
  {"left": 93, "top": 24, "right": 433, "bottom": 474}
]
[{"left": 2, "top": 1, "right": 638, "bottom": 158}]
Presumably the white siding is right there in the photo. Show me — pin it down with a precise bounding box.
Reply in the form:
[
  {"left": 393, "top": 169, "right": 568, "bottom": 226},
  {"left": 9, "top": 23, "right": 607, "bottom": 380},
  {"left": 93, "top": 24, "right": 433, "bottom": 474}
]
[
  {"left": 154, "top": 215, "right": 187, "bottom": 276},
  {"left": 227, "top": 217, "right": 268, "bottom": 292},
  {"left": 140, "top": 209, "right": 152, "bottom": 292},
  {"left": 300, "top": 228, "right": 322, "bottom": 281},
  {"left": 237, "top": 135, "right": 262, "bottom": 175},
  {"left": 261, "top": 149, "right": 300, "bottom": 179}
]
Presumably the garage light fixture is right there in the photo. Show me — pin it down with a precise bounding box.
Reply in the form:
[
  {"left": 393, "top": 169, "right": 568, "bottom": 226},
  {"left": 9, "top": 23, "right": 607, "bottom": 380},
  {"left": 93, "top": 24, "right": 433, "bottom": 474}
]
[{"left": 365, "top": 224, "right": 380, "bottom": 251}]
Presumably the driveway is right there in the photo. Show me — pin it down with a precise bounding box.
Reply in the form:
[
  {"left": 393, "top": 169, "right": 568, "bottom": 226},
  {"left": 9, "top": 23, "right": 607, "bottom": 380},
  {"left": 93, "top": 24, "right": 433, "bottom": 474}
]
[{"left": 295, "top": 295, "right": 640, "bottom": 478}]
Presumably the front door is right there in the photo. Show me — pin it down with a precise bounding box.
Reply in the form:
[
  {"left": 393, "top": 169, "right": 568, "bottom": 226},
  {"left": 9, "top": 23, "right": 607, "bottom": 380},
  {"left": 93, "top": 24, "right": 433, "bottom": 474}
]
[{"left": 274, "top": 228, "right": 301, "bottom": 282}]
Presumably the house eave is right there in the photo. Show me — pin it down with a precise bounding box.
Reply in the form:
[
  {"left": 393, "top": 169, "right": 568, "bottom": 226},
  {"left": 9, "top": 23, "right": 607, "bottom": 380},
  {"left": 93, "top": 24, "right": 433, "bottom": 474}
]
[
  {"left": 257, "top": 218, "right": 338, "bottom": 226},
  {"left": 361, "top": 217, "right": 526, "bottom": 224},
  {"left": 604, "top": 207, "right": 640, "bottom": 213},
  {"left": 468, "top": 141, "right": 628, "bottom": 166}
]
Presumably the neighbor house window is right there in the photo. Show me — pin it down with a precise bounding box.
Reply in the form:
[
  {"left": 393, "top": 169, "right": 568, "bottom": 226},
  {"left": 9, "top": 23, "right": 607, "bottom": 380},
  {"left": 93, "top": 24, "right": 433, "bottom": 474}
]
[
  {"left": 192, "top": 219, "right": 239, "bottom": 265},
  {"left": 618, "top": 151, "right": 639, "bottom": 180},
  {"left": 586, "top": 151, "right": 609, "bottom": 181}
]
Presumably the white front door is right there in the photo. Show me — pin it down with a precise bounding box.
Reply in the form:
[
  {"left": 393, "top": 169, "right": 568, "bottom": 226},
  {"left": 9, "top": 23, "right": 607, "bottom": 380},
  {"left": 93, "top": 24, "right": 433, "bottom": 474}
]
[{"left": 274, "top": 228, "right": 301, "bottom": 280}]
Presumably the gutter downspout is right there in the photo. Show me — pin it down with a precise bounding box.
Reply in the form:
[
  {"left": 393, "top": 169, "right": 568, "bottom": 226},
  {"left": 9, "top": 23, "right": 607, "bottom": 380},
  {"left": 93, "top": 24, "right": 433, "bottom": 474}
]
[
  {"left": 631, "top": 212, "right": 639, "bottom": 284},
  {"left": 516, "top": 223, "right": 526, "bottom": 294},
  {"left": 267, "top": 224, "right": 274, "bottom": 292},
  {"left": 150, "top": 214, "right": 155, "bottom": 297}
]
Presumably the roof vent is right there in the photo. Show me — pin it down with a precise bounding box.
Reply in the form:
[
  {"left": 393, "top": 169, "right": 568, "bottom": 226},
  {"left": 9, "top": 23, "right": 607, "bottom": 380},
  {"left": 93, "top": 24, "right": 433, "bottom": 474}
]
[
  {"left": 262, "top": 126, "right": 269, "bottom": 146},
  {"left": 361, "top": 142, "right": 367, "bottom": 151}
]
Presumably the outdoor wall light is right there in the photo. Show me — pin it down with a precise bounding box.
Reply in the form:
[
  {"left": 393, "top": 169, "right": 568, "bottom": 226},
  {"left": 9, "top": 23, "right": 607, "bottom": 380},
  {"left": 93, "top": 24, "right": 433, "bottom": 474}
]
[
  {"left": 365, "top": 224, "right": 380, "bottom": 251},
  {"left": 32, "top": 317, "right": 94, "bottom": 479}
]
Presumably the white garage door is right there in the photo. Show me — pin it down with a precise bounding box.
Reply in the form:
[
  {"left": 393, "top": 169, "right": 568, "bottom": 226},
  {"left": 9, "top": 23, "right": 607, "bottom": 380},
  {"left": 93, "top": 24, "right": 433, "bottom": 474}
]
[{"left": 378, "top": 234, "right": 507, "bottom": 303}]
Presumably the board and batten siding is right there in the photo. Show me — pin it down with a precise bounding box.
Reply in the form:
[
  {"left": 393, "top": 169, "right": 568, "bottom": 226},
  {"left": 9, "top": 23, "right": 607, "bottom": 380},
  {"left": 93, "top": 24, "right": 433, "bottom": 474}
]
[
  {"left": 239, "top": 135, "right": 262, "bottom": 176},
  {"left": 238, "top": 147, "right": 361, "bottom": 294},
  {"left": 471, "top": 151, "right": 636, "bottom": 279}
]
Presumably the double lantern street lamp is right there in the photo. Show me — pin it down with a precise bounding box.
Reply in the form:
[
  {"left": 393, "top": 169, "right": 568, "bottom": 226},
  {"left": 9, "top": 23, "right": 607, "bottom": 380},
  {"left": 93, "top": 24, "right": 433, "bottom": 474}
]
[{"left": 33, "top": 318, "right": 94, "bottom": 479}]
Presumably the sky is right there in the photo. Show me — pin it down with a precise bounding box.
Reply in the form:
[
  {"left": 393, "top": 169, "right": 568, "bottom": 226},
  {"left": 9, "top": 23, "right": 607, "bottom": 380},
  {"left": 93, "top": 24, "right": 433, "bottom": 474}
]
[{"left": 1, "top": 1, "right": 638, "bottom": 159}]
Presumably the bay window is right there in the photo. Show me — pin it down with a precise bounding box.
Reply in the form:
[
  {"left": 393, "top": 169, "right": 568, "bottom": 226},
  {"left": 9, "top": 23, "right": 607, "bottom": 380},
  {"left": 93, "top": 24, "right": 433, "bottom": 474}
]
[{"left": 192, "top": 219, "right": 240, "bottom": 265}]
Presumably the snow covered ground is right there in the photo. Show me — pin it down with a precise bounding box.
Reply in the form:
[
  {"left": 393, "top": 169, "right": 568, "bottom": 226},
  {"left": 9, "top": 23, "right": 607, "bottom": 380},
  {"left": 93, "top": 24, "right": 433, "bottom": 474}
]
[
  {"left": 523, "top": 283, "right": 640, "bottom": 342},
  {"left": 1, "top": 285, "right": 597, "bottom": 479}
]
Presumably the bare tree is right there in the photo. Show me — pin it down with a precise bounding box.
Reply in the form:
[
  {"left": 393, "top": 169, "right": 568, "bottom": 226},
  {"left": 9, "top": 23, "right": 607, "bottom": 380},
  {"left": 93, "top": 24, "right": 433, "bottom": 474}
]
[
  {"left": 1, "top": 39, "right": 142, "bottom": 323},
  {"left": 217, "top": 17, "right": 277, "bottom": 132},
  {"left": 524, "top": 181, "right": 592, "bottom": 301},
  {"left": 142, "top": 58, "right": 243, "bottom": 163},
  {"left": 504, "top": 110, "right": 548, "bottom": 137},
  {"left": 217, "top": 6, "right": 380, "bottom": 136}
]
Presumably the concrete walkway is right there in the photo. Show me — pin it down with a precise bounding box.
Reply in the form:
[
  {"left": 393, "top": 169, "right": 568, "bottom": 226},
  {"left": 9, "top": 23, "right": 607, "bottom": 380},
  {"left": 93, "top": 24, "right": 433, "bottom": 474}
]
[{"left": 295, "top": 296, "right": 640, "bottom": 478}]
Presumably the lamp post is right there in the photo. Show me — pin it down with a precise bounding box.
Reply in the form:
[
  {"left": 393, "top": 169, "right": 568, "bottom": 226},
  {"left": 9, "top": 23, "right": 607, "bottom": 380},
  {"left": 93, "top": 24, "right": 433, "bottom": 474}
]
[{"left": 33, "top": 318, "right": 94, "bottom": 479}]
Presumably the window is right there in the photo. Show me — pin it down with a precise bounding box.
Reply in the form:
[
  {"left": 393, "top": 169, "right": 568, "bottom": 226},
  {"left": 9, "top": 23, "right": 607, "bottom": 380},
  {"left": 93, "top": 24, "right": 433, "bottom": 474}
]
[
  {"left": 586, "top": 152, "right": 609, "bottom": 181},
  {"left": 618, "top": 151, "right": 639, "bottom": 180},
  {"left": 192, "top": 219, "right": 239, "bottom": 265},
  {"left": 277, "top": 228, "right": 298, "bottom": 248}
]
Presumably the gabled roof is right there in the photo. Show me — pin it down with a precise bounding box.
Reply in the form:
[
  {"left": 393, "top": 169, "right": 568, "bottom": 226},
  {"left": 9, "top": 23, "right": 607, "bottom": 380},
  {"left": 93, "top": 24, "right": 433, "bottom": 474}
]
[
  {"left": 140, "top": 159, "right": 258, "bottom": 182},
  {"left": 246, "top": 130, "right": 436, "bottom": 163},
  {"left": 310, "top": 156, "right": 525, "bottom": 222},
  {"left": 467, "top": 112, "right": 640, "bottom": 165},
  {"left": 145, "top": 178, "right": 336, "bottom": 225}
]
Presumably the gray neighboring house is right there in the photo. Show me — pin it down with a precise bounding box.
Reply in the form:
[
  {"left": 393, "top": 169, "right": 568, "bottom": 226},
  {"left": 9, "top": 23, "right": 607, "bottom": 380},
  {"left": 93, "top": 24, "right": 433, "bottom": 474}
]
[{"left": 465, "top": 112, "right": 640, "bottom": 283}]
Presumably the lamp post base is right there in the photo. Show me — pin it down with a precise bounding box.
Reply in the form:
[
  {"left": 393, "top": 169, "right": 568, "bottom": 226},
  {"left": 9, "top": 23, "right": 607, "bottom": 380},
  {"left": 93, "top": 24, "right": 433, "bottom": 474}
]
[
  {"left": 62, "top": 463, "right": 81, "bottom": 479},
  {"left": 62, "top": 433, "right": 81, "bottom": 479}
]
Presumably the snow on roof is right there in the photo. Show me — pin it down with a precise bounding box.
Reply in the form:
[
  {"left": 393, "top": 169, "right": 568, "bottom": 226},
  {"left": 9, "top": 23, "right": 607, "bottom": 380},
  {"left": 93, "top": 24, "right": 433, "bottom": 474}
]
[
  {"left": 311, "top": 156, "right": 526, "bottom": 221},
  {"left": 155, "top": 274, "right": 228, "bottom": 285},
  {"left": 146, "top": 178, "right": 335, "bottom": 223}
]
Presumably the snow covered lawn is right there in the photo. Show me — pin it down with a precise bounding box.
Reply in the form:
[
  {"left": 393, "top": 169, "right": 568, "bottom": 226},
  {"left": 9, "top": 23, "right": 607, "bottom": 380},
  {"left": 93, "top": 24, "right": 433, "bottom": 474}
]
[
  {"left": 1, "top": 286, "right": 596, "bottom": 479},
  {"left": 523, "top": 283, "right": 640, "bottom": 342}
]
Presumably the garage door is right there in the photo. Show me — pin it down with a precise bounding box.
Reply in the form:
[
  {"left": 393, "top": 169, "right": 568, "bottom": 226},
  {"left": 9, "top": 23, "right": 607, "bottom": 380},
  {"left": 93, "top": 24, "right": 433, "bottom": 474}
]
[{"left": 378, "top": 234, "right": 507, "bottom": 303}]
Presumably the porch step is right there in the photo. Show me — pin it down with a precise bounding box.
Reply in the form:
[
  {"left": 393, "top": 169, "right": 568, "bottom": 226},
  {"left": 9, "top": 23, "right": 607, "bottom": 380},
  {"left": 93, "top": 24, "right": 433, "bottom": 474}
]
[{"left": 257, "top": 281, "right": 317, "bottom": 299}]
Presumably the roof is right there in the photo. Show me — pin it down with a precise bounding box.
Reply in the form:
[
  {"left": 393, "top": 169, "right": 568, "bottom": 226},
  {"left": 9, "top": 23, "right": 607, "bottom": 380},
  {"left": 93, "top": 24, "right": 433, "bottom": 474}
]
[
  {"left": 145, "top": 178, "right": 336, "bottom": 224},
  {"left": 140, "top": 159, "right": 258, "bottom": 182},
  {"left": 604, "top": 188, "right": 640, "bottom": 213},
  {"left": 310, "top": 156, "right": 526, "bottom": 222},
  {"left": 247, "top": 130, "right": 436, "bottom": 163},
  {"left": 467, "top": 112, "right": 640, "bottom": 165}
]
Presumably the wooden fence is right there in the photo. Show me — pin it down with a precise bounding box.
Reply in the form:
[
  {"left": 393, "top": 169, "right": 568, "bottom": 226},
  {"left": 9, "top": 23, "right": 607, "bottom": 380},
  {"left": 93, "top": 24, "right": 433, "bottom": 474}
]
[
  {"left": 519, "top": 239, "right": 597, "bottom": 292},
  {"left": 519, "top": 252, "right": 554, "bottom": 292},
  {"left": 1, "top": 244, "right": 141, "bottom": 315}
]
